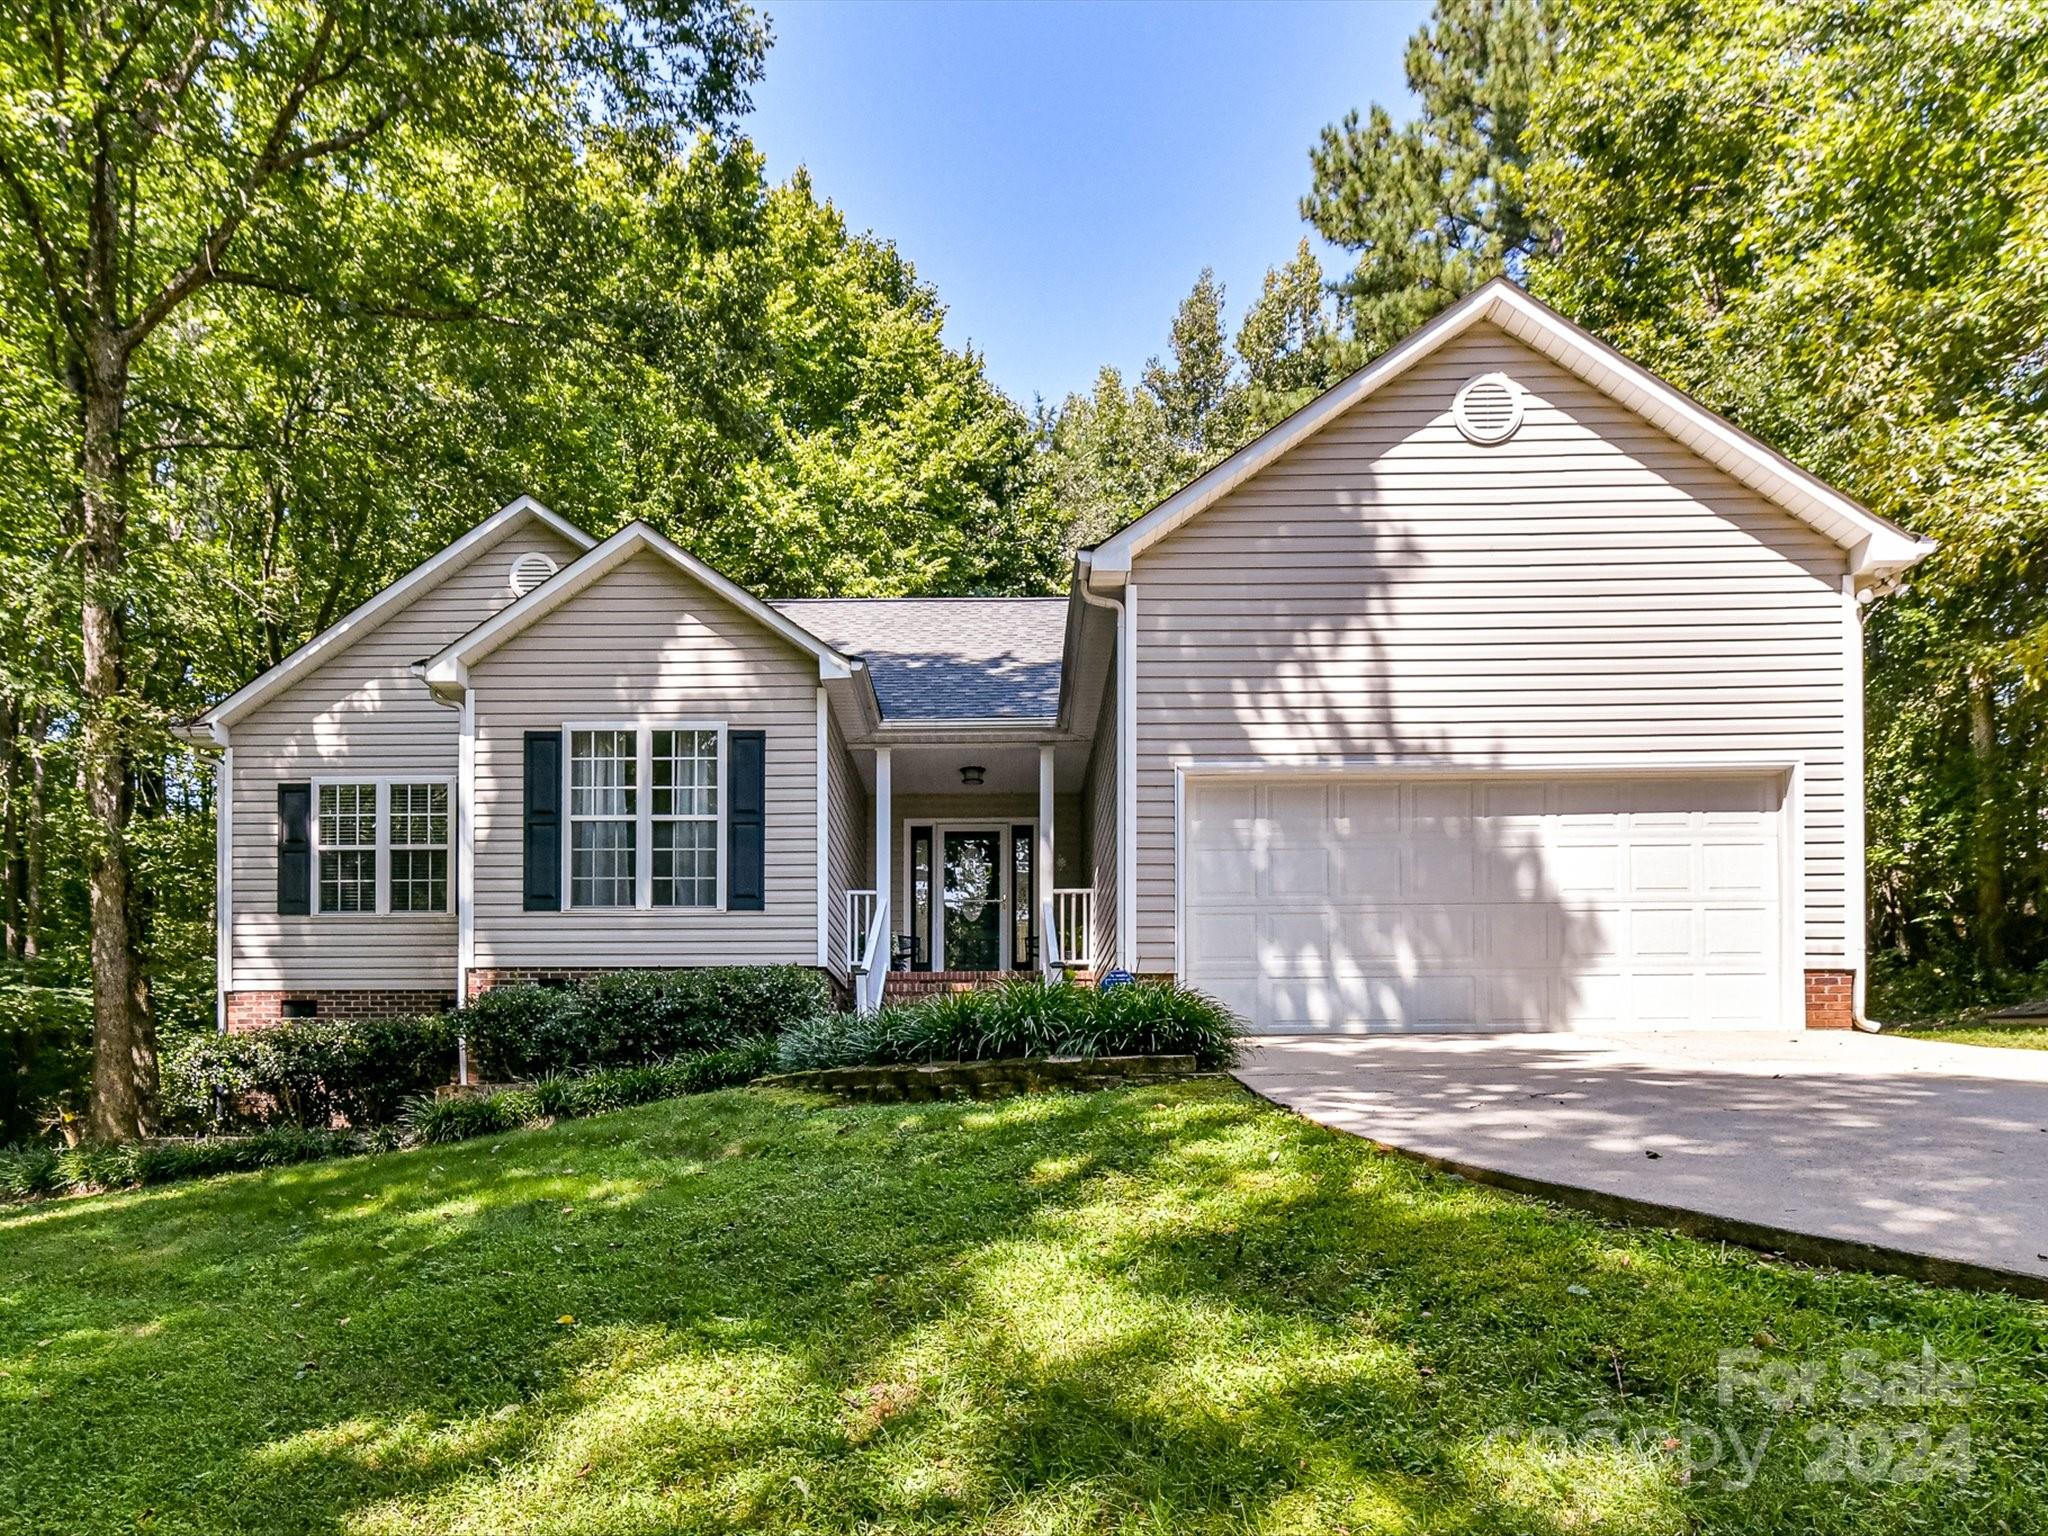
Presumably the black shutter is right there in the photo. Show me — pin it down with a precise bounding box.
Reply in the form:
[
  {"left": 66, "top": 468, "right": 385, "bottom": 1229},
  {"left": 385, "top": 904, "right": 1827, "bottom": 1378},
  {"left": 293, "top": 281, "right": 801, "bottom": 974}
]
[
  {"left": 277, "top": 782, "right": 312, "bottom": 915},
  {"left": 727, "top": 729, "right": 766, "bottom": 911},
  {"left": 524, "top": 730, "right": 563, "bottom": 911}
]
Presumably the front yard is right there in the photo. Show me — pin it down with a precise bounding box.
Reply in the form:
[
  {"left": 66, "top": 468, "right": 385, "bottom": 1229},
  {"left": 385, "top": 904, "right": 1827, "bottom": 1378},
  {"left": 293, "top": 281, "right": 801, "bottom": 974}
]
[{"left": 2, "top": 1081, "right": 2043, "bottom": 1535}]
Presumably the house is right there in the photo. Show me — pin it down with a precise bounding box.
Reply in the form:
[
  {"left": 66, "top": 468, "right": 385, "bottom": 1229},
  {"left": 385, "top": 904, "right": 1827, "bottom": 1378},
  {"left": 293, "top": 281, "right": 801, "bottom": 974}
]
[{"left": 183, "top": 280, "right": 1932, "bottom": 1037}]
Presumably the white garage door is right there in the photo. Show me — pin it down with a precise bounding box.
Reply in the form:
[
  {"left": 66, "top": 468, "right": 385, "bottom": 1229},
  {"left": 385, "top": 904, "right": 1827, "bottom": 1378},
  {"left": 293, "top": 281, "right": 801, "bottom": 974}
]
[{"left": 1183, "top": 775, "right": 1785, "bottom": 1033}]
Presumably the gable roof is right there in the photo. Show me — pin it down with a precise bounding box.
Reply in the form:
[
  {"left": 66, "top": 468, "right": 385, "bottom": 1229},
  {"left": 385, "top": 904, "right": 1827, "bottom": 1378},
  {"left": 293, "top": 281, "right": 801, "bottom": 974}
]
[
  {"left": 421, "top": 520, "right": 854, "bottom": 689},
  {"left": 1087, "top": 278, "right": 1935, "bottom": 582},
  {"left": 774, "top": 597, "right": 1066, "bottom": 721},
  {"left": 188, "top": 496, "right": 595, "bottom": 740}
]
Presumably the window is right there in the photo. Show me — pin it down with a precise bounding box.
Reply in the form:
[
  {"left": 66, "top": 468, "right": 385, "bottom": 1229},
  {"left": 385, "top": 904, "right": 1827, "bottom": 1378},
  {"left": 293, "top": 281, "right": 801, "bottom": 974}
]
[
  {"left": 313, "top": 779, "right": 454, "bottom": 916},
  {"left": 651, "top": 729, "right": 718, "bottom": 907},
  {"left": 569, "top": 729, "right": 638, "bottom": 907},
  {"left": 389, "top": 782, "right": 450, "bottom": 912},
  {"left": 563, "top": 723, "right": 724, "bottom": 910},
  {"left": 317, "top": 782, "right": 377, "bottom": 913}
]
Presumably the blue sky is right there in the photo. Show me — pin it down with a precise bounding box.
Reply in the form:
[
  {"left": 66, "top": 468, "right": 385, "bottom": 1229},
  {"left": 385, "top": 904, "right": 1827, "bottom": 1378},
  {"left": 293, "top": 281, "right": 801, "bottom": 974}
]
[{"left": 742, "top": 0, "right": 1427, "bottom": 409}]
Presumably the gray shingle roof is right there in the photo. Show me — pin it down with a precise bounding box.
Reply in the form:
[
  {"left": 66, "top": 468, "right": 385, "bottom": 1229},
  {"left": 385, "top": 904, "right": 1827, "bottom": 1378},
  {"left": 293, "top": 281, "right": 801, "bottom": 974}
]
[{"left": 772, "top": 597, "right": 1067, "bottom": 721}]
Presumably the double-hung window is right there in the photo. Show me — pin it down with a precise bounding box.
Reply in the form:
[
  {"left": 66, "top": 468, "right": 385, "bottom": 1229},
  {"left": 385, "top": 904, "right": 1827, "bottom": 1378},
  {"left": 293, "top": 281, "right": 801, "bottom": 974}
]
[
  {"left": 312, "top": 779, "right": 453, "bottom": 915},
  {"left": 652, "top": 729, "right": 719, "bottom": 907},
  {"left": 568, "top": 729, "right": 638, "bottom": 907},
  {"left": 317, "top": 782, "right": 377, "bottom": 913},
  {"left": 566, "top": 724, "right": 723, "bottom": 910},
  {"left": 389, "top": 783, "right": 450, "bottom": 912}
]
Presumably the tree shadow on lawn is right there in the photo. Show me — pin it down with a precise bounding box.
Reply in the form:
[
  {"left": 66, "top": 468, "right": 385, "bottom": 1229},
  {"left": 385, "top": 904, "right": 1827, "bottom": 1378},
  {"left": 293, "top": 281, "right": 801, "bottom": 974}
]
[{"left": 1, "top": 1082, "right": 2041, "bottom": 1535}]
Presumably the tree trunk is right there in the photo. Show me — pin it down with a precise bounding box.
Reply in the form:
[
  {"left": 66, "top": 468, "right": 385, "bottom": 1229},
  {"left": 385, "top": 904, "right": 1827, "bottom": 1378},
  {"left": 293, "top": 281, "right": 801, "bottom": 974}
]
[
  {"left": 78, "top": 333, "right": 159, "bottom": 1141},
  {"left": 0, "top": 692, "right": 19, "bottom": 961},
  {"left": 1968, "top": 670, "right": 2006, "bottom": 973},
  {"left": 23, "top": 706, "right": 48, "bottom": 962}
]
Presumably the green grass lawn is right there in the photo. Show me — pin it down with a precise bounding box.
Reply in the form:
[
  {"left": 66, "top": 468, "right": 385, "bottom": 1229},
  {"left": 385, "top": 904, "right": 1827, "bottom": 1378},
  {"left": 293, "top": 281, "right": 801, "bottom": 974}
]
[
  {"left": 2, "top": 1082, "right": 2044, "bottom": 1535},
  {"left": 1891, "top": 1013, "right": 2048, "bottom": 1050}
]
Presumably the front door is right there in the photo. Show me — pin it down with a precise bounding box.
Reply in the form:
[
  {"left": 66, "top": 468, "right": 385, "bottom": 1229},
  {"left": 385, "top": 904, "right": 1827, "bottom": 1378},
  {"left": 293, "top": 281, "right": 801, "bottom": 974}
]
[{"left": 941, "top": 829, "right": 1004, "bottom": 970}]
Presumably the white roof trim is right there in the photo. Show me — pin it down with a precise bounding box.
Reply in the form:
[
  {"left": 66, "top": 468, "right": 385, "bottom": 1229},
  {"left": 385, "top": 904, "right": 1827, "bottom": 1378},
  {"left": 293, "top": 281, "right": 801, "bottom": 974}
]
[
  {"left": 422, "top": 521, "right": 855, "bottom": 687},
  {"left": 196, "top": 496, "right": 596, "bottom": 734},
  {"left": 1088, "top": 278, "right": 1934, "bottom": 581}
]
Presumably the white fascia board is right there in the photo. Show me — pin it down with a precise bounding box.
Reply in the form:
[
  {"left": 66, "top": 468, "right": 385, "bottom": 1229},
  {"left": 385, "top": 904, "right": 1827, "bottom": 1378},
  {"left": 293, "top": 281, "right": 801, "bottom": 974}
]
[
  {"left": 197, "top": 496, "right": 595, "bottom": 736},
  {"left": 423, "top": 520, "right": 855, "bottom": 688},
  {"left": 1091, "top": 278, "right": 1934, "bottom": 579},
  {"left": 1088, "top": 291, "right": 1497, "bottom": 574}
]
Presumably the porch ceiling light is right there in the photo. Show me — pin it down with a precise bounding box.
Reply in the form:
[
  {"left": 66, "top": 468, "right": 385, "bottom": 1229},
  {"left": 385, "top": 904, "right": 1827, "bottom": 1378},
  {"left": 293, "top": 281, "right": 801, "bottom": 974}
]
[{"left": 959, "top": 765, "right": 985, "bottom": 787}]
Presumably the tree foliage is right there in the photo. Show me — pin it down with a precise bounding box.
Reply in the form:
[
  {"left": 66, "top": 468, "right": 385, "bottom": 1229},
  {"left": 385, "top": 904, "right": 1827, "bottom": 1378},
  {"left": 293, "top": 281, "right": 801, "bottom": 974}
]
[{"left": 1303, "top": 0, "right": 1553, "bottom": 355}]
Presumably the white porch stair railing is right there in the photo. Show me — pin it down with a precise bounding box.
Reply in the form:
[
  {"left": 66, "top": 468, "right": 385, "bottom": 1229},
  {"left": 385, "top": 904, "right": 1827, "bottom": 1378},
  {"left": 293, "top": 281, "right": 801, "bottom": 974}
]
[
  {"left": 1050, "top": 888, "right": 1093, "bottom": 971},
  {"left": 851, "top": 894, "right": 890, "bottom": 1015},
  {"left": 846, "top": 889, "right": 879, "bottom": 973}
]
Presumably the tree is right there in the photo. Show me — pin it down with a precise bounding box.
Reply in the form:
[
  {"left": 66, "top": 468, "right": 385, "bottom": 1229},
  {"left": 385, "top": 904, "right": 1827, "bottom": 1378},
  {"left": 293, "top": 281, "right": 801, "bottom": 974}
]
[
  {"left": 1235, "top": 239, "right": 1350, "bottom": 431},
  {"left": 0, "top": 0, "right": 766, "bottom": 1138},
  {"left": 1034, "top": 367, "right": 1180, "bottom": 556},
  {"left": 1143, "top": 269, "right": 1239, "bottom": 460},
  {"left": 1302, "top": 0, "right": 1554, "bottom": 356},
  {"left": 1530, "top": 0, "right": 2048, "bottom": 990}
]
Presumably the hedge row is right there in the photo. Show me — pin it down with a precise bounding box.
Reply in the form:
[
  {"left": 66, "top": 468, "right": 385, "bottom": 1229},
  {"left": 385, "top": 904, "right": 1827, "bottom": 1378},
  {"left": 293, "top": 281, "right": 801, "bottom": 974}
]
[{"left": 163, "top": 965, "right": 835, "bottom": 1133}]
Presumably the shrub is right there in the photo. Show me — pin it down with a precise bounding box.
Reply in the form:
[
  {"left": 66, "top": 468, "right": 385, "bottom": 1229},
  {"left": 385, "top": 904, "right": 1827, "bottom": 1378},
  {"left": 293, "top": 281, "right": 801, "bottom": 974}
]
[
  {"left": 161, "top": 1013, "right": 458, "bottom": 1132},
  {"left": 0, "top": 981, "right": 93, "bottom": 1143},
  {"left": 0, "top": 1142, "right": 64, "bottom": 1198},
  {"left": 403, "top": 1037, "right": 779, "bottom": 1145},
  {"left": 461, "top": 966, "right": 831, "bottom": 1079},
  {"left": 773, "top": 978, "right": 1243, "bottom": 1072}
]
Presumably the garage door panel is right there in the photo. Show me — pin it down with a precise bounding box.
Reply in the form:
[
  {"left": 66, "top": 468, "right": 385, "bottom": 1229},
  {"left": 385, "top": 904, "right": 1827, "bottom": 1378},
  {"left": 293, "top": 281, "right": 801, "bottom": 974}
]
[
  {"left": 1266, "top": 845, "right": 1330, "bottom": 897},
  {"left": 1185, "top": 774, "right": 1784, "bottom": 1033},
  {"left": 1703, "top": 841, "right": 1774, "bottom": 894},
  {"left": 1190, "top": 846, "right": 1258, "bottom": 898},
  {"left": 1408, "top": 840, "right": 1476, "bottom": 899},
  {"left": 1331, "top": 838, "right": 1403, "bottom": 895}
]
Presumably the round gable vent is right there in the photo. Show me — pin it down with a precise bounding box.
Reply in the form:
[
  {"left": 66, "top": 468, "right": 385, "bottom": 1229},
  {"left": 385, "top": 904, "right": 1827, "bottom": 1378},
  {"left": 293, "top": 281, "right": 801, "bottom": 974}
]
[
  {"left": 508, "top": 550, "right": 559, "bottom": 596},
  {"left": 1452, "top": 372, "right": 1525, "bottom": 445}
]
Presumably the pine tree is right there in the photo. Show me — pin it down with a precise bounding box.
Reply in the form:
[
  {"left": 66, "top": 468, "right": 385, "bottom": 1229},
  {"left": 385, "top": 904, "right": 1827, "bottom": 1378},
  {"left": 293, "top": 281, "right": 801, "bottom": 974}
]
[{"left": 1302, "top": 0, "right": 1555, "bottom": 355}]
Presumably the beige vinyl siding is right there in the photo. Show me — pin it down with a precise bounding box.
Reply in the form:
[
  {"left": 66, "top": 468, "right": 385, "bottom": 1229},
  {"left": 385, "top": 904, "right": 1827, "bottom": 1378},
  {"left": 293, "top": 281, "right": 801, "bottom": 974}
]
[
  {"left": 1130, "top": 320, "right": 1853, "bottom": 977},
  {"left": 470, "top": 549, "right": 820, "bottom": 969},
  {"left": 1085, "top": 666, "right": 1119, "bottom": 970},
  {"left": 824, "top": 705, "right": 866, "bottom": 979},
  {"left": 228, "top": 519, "right": 584, "bottom": 989}
]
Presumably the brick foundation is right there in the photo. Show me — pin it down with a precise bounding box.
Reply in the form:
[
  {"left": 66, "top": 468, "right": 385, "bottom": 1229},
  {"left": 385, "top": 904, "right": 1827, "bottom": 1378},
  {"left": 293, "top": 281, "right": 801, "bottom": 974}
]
[
  {"left": 1803, "top": 969, "right": 1857, "bottom": 1030},
  {"left": 224, "top": 988, "right": 457, "bottom": 1033}
]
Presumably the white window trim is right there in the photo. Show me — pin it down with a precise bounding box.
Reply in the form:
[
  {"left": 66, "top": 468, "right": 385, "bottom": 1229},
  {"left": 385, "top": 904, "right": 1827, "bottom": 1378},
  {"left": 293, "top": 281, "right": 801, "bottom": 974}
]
[
  {"left": 561, "top": 720, "right": 729, "bottom": 913},
  {"left": 310, "top": 775, "right": 456, "bottom": 917}
]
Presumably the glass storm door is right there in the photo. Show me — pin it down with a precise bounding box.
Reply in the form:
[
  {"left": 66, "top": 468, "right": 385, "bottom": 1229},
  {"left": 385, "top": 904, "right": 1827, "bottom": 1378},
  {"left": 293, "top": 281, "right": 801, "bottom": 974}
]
[{"left": 941, "top": 830, "right": 1004, "bottom": 970}]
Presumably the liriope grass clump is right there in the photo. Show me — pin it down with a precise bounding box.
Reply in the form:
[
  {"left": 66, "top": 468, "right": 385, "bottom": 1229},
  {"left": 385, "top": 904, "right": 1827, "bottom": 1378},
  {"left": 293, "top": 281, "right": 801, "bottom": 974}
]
[{"left": 775, "top": 977, "right": 1242, "bottom": 1073}]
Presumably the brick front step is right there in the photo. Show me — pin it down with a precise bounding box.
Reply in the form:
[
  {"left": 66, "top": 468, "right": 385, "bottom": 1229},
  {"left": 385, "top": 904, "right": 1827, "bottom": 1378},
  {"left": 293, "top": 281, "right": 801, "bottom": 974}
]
[{"left": 882, "top": 970, "right": 1016, "bottom": 1003}]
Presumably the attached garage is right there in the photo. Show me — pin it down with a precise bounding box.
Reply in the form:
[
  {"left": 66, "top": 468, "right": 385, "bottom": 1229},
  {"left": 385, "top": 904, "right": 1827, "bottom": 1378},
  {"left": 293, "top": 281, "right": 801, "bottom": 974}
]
[{"left": 1181, "top": 773, "right": 1791, "bottom": 1034}]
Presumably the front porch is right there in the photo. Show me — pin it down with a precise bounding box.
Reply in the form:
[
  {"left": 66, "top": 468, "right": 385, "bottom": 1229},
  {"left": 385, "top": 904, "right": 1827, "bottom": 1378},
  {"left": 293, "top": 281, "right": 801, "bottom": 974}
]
[{"left": 838, "top": 736, "right": 1098, "bottom": 1010}]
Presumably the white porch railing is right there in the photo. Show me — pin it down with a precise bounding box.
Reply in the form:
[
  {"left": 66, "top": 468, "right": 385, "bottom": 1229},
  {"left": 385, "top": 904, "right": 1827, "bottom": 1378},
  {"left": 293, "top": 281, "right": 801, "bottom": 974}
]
[
  {"left": 853, "top": 896, "right": 891, "bottom": 1015},
  {"left": 846, "top": 889, "right": 879, "bottom": 972},
  {"left": 1051, "top": 888, "right": 1094, "bottom": 970}
]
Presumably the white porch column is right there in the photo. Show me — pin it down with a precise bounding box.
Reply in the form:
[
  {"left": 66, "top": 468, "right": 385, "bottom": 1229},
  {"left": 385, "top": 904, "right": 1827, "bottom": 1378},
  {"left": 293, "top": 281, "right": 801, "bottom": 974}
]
[
  {"left": 873, "top": 746, "right": 892, "bottom": 963},
  {"left": 1037, "top": 745, "right": 1055, "bottom": 973}
]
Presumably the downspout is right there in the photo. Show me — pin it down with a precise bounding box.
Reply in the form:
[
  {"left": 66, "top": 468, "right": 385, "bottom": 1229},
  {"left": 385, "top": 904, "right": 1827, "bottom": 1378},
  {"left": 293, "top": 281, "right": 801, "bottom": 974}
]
[
  {"left": 1076, "top": 554, "right": 1127, "bottom": 972},
  {"left": 1848, "top": 577, "right": 1884, "bottom": 1034}
]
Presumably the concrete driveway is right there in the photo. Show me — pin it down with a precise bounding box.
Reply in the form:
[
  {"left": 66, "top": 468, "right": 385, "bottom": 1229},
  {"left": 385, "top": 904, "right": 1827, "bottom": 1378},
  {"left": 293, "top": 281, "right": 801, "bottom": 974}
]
[{"left": 1234, "top": 1030, "right": 2048, "bottom": 1295}]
